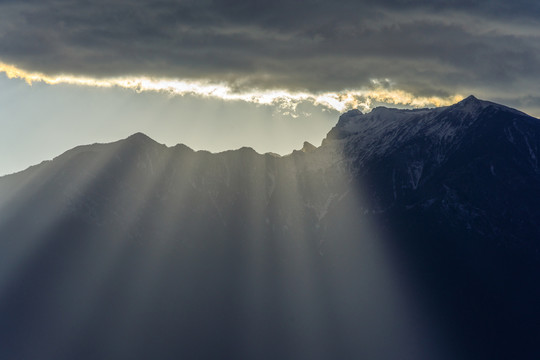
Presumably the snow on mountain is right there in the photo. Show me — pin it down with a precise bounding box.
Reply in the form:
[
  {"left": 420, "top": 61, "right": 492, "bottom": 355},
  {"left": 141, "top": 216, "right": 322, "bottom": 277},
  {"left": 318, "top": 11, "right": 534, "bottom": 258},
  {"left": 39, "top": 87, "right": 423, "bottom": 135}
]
[
  {"left": 1, "top": 96, "right": 540, "bottom": 360},
  {"left": 322, "top": 95, "right": 537, "bottom": 168},
  {"left": 2, "top": 95, "right": 538, "bottom": 239},
  {"left": 308, "top": 96, "right": 540, "bottom": 240}
]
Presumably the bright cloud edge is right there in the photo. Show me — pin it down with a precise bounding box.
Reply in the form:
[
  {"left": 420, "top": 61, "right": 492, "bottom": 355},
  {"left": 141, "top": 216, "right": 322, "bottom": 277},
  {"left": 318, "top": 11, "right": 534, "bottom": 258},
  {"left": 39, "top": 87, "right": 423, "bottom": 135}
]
[{"left": 0, "top": 62, "right": 463, "bottom": 113}]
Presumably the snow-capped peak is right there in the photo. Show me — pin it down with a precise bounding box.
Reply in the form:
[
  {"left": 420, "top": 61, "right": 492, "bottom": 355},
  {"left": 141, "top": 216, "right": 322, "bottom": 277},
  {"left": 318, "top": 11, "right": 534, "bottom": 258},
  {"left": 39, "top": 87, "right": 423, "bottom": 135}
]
[
  {"left": 452, "top": 95, "right": 528, "bottom": 117},
  {"left": 322, "top": 95, "right": 538, "bottom": 164},
  {"left": 326, "top": 104, "right": 442, "bottom": 141},
  {"left": 450, "top": 95, "right": 491, "bottom": 115}
]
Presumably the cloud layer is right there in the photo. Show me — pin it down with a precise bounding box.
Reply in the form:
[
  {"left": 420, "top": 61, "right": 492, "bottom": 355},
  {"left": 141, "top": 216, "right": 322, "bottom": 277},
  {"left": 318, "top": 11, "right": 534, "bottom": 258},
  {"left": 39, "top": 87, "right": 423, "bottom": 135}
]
[
  {"left": 0, "top": 62, "right": 463, "bottom": 112},
  {"left": 0, "top": 0, "right": 539, "bottom": 111}
]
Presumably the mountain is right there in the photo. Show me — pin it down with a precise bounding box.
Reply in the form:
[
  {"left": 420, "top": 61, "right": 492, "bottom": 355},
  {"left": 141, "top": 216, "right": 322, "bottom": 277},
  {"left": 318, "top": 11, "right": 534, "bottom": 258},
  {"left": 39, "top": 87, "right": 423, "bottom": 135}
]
[
  {"left": 0, "top": 96, "right": 539, "bottom": 360},
  {"left": 327, "top": 95, "right": 540, "bottom": 241}
]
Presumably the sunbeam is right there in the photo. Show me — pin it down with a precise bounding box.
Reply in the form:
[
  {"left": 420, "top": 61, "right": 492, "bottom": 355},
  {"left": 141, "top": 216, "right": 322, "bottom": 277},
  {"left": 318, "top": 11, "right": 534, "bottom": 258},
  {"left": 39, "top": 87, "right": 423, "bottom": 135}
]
[
  {"left": 1, "top": 0, "right": 539, "bottom": 357},
  {"left": 0, "top": 131, "right": 459, "bottom": 359}
]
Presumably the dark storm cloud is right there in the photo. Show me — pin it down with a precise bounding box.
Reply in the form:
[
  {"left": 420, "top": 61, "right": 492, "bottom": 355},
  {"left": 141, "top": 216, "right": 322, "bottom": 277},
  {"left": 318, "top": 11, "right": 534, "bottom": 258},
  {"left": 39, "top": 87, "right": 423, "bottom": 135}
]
[{"left": 1, "top": 0, "right": 540, "bottom": 109}]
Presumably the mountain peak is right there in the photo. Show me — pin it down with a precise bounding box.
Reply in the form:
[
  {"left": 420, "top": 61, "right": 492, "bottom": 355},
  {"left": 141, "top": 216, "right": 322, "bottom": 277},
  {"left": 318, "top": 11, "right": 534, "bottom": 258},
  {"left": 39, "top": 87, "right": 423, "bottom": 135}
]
[
  {"left": 123, "top": 132, "right": 163, "bottom": 148},
  {"left": 126, "top": 132, "right": 155, "bottom": 142},
  {"left": 461, "top": 94, "right": 480, "bottom": 103},
  {"left": 344, "top": 109, "right": 362, "bottom": 116},
  {"left": 452, "top": 95, "right": 528, "bottom": 118},
  {"left": 454, "top": 95, "right": 486, "bottom": 108},
  {"left": 301, "top": 141, "right": 317, "bottom": 153},
  {"left": 450, "top": 94, "right": 492, "bottom": 114}
]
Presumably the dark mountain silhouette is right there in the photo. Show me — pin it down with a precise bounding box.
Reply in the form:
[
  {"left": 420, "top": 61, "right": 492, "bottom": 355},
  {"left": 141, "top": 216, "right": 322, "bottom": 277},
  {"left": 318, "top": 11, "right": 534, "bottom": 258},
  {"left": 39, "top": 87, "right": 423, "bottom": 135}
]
[{"left": 0, "top": 96, "right": 539, "bottom": 359}]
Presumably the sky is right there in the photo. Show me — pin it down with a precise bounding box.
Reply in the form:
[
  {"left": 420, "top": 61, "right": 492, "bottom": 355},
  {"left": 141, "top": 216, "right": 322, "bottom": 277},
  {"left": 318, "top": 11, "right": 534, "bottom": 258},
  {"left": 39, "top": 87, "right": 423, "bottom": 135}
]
[{"left": 1, "top": 0, "right": 540, "bottom": 175}]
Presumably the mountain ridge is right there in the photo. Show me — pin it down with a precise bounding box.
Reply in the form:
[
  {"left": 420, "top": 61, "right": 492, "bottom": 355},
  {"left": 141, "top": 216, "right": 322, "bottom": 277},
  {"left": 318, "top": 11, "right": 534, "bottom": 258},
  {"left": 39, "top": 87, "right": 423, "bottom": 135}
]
[
  {"left": 0, "top": 96, "right": 539, "bottom": 360},
  {"left": 2, "top": 95, "right": 539, "bottom": 244},
  {"left": 2, "top": 95, "right": 531, "bottom": 180}
]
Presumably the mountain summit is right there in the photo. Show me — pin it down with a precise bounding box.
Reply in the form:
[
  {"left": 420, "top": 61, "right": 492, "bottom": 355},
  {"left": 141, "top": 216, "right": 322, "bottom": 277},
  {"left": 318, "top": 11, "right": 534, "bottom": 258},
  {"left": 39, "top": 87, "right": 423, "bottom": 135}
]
[{"left": 0, "top": 97, "right": 539, "bottom": 360}]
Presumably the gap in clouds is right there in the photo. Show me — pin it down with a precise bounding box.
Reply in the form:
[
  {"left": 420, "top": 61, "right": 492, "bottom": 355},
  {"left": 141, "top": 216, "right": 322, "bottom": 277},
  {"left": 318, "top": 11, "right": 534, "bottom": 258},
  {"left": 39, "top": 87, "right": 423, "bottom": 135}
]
[
  {"left": 0, "top": 73, "right": 338, "bottom": 176},
  {"left": 0, "top": 62, "right": 463, "bottom": 113},
  {"left": 0, "top": 62, "right": 464, "bottom": 177}
]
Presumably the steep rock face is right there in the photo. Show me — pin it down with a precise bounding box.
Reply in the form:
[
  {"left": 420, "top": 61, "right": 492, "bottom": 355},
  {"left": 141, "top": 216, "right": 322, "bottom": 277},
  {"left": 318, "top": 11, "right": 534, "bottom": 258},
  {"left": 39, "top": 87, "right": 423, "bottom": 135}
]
[
  {"left": 323, "top": 95, "right": 540, "bottom": 243},
  {"left": 0, "top": 96, "right": 540, "bottom": 360},
  {"left": 318, "top": 96, "right": 540, "bottom": 360}
]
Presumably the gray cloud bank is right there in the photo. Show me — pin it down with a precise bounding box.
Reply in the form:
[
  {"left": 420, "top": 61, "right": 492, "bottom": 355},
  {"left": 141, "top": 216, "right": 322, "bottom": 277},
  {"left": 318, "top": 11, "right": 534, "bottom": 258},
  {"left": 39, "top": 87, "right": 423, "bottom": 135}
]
[{"left": 1, "top": 0, "right": 540, "bottom": 112}]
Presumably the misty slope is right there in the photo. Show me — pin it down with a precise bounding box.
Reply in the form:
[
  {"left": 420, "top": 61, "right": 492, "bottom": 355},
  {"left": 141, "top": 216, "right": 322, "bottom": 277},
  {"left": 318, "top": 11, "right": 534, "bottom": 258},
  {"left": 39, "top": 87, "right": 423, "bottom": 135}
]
[
  {"left": 326, "top": 95, "right": 540, "bottom": 242},
  {"left": 1, "top": 96, "right": 540, "bottom": 360}
]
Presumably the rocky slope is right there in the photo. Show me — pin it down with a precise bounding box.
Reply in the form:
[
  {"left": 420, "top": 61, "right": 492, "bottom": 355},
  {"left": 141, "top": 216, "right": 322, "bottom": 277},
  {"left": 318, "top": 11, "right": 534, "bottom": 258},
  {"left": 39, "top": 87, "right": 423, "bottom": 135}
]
[{"left": 0, "top": 96, "right": 539, "bottom": 360}]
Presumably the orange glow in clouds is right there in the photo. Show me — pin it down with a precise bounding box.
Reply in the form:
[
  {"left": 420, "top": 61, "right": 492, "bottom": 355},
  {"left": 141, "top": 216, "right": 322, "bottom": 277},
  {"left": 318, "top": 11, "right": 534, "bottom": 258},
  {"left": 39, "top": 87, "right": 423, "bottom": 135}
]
[{"left": 0, "top": 62, "right": 463, "bottom": 112}]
